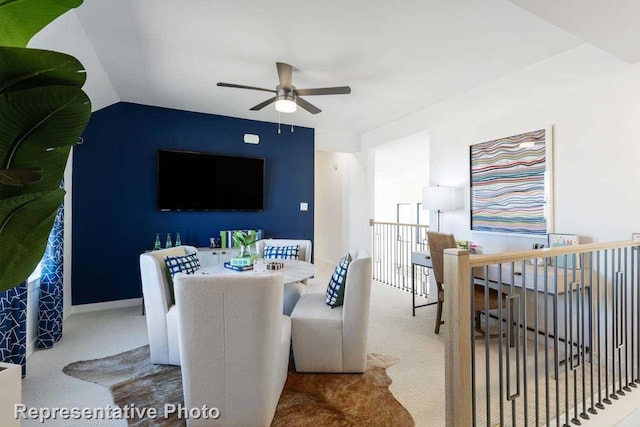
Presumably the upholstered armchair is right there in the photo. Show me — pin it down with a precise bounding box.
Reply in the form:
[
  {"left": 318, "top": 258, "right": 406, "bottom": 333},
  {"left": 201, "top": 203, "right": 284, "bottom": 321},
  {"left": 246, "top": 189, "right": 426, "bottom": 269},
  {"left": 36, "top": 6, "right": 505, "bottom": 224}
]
[
  {"left": 139, "top": 245, "right": 197, "bottom": 366},
  {"left": 290, "top": 249, "right": 372, "bottom": 373},
  {"left": 255, "top": 238, "right": 313, "bottom": 315},
  {"left": 174, "top": 272, "right": 291, "bottom": 427}
]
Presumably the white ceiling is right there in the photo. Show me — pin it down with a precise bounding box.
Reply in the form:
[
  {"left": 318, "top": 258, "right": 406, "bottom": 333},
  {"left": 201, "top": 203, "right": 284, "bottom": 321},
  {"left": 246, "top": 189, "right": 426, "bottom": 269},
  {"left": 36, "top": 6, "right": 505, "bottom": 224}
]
[
  {"left": 71, "top": 0, "right": 632, "bottom": 136},
  {"left": 507, "top": 0, "right": 640, "bottom": 64}
]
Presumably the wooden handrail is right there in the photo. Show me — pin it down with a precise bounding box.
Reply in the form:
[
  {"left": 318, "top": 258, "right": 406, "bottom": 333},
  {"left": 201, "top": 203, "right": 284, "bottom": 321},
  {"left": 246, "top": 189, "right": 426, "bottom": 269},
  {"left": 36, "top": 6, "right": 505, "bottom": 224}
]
[
  {"left": 469, "top": 240, "right": 639, "bottom": 267},
  {"left": 370, "top": 220, "right": 430, "bottom": 228}
]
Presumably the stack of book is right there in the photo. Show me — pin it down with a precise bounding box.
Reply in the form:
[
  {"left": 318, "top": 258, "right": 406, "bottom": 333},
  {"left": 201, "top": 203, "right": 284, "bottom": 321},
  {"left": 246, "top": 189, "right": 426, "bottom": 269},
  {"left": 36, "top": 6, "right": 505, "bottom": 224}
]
[
  {"left": 224, "top": 262, "right": 253, "bottom": 272},
  {"left": 224, "top": 253, "right": 260, "bottom": 272}
]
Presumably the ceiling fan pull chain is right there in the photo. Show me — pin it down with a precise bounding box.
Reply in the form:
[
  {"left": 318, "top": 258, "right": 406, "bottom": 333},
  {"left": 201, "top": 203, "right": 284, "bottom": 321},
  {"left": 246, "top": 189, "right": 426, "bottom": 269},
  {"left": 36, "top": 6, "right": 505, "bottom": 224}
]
[
  {"left": 278, "top": 111, "right": 281, "bottom": 134},
  {"left": 290, "top": 113, "right": 294, "bottom": 133}
]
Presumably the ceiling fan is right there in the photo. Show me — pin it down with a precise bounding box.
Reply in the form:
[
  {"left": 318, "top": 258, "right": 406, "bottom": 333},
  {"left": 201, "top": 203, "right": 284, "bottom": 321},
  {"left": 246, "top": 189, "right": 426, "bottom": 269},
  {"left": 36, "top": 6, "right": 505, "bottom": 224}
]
[{"left": 217, "top": 62, "right": 351, "bottom": 115}]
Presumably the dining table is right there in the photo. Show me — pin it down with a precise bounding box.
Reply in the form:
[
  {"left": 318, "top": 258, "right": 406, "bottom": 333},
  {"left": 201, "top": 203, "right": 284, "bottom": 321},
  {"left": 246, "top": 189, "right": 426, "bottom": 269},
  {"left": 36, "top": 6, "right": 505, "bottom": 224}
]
[{"left": 199, "top": 259, "right": 317, "bottom": 284}]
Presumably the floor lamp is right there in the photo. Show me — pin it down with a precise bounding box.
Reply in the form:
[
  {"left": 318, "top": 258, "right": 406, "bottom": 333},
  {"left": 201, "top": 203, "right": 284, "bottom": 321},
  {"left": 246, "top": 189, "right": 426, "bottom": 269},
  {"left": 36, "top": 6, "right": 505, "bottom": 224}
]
[{"left": 422, "top": 186, "right": 456, "bottom": 232}]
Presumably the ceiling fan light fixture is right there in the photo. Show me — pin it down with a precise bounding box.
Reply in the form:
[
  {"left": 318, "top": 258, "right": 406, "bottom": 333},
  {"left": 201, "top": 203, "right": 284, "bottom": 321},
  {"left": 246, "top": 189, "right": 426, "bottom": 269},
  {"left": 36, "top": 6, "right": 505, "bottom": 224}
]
[{"left": 275, "top": 97, "right": 297, "bottom": 113}]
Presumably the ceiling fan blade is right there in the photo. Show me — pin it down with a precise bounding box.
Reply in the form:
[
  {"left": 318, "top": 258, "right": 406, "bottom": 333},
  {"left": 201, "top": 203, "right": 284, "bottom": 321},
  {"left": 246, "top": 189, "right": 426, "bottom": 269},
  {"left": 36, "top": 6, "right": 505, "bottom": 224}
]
[
  {"left": 295, "top": 86, "right": 351, "bottom": 96},
  {"left": 296, "top": 97, "right": 322, "bottom": 114},
  {"left": 276, "top": 62, "right": 293, "bottom": 88},
  {"left": 250, "top": 97, "right": 277, "bottom": 111},
  {"left": 217, "top": 82, "right": 275, "bottom": 93}
]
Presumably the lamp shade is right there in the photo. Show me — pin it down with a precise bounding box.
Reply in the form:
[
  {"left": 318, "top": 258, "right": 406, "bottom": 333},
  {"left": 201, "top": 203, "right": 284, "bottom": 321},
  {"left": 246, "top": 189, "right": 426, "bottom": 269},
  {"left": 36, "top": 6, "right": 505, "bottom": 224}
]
[
  {"left": 275, "top": 98, "right": 297, "bottom": 113},
  {"left": 422, "top": 186, "right": 456, "bottom": 211}
]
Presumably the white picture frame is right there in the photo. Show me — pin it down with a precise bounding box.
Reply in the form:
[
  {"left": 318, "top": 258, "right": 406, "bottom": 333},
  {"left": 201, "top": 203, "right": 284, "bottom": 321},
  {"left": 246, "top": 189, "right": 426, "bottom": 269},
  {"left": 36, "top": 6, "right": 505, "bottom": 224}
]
[{"left": 548, "top": 233, "right": 580, "bottom": 269}]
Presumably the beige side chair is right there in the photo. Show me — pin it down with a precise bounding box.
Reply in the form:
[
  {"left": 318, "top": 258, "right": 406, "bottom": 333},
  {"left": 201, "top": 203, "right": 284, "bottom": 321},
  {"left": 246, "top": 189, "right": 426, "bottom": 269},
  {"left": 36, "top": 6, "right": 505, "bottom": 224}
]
[
  {"left": 139, "top": 245, "right": 196, "bottom": 366},
  {"left": 255, "top": 238, "right": 313, "bottom": 315},
  {"left": 290, "top": 249, "right": 372, "bottom": 373},
  {"left": 174, "top": 272, "right": 290, "bottom": 427}
]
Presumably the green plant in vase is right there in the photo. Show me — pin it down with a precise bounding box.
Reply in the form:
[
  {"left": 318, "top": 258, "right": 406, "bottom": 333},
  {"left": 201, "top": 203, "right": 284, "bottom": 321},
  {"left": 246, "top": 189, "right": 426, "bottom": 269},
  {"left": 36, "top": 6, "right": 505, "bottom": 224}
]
[
  {"left": 0, "top": 0, "right": 91, "bottom": 291},
  {"left": 233, "top": 231, "right": 256, "bottom": 258}
]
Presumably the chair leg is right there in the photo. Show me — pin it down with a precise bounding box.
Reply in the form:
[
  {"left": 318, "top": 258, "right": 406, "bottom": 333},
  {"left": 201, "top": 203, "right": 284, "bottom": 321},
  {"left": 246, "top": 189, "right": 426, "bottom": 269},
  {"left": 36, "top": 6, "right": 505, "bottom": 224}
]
[{"left": 435, "top": 301, "right": 443, "bottom": 334}]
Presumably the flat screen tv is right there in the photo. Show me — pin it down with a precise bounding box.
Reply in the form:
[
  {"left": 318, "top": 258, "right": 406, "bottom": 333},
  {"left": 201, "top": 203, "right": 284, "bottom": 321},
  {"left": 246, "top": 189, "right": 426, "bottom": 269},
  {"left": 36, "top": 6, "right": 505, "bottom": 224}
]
[{"left": 157, "top": 149, "right": 265, "bottom": 211}]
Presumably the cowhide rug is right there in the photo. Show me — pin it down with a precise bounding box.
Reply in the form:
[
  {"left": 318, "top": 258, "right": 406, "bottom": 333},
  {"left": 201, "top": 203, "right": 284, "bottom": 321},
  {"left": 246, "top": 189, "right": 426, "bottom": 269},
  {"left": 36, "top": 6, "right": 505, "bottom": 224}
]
[{"left": 63, "top": 346, "right": 414, "bottom": 427}]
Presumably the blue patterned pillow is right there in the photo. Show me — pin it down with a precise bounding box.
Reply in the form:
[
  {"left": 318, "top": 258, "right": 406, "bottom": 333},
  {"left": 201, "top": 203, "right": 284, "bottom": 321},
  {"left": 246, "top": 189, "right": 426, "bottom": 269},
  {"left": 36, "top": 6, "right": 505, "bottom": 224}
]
[
  {"left": 164, "top": 253, "right": 201, "bottom": 278},
  {"left": 263, "top": 245, "right": 300, "bottom": 260},
  {"left": 163, "top": 253, "right": 201, "bottom": 304},
  {"left": 325, "top": 253, "right": 353, "bottom": 308}
]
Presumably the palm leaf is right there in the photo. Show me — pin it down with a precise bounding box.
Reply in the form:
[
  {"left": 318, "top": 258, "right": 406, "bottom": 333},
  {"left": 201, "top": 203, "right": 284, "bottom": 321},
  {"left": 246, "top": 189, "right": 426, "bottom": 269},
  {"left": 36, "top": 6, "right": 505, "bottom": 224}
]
[
  {"left": 0, "top": 188, "right": 63, "bottom": 291},
  {"left": 0, "top": 46, "right": 86, "bottom": 95},
  {"left": 0, "top": 0, "right": 83, "bottom": 47},
  {"left": 0, "top": 85, "right": 90, "bottom": 199},
  {"left": 0, "top": 167, "right": 42, "bottom": 186}
]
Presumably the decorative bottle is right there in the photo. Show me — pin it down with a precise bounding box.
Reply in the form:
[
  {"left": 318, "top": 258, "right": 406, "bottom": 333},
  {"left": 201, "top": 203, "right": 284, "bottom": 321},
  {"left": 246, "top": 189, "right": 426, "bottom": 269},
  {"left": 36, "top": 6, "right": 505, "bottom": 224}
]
[
  {"left": 153, "top": 233, "right": 161, "bottom": 250},
  {"left": 175, "top": 233, "right": 181, "bottom": 246},
  {"left": 165, "top": 233, "right": 172, "bottom": 248}
]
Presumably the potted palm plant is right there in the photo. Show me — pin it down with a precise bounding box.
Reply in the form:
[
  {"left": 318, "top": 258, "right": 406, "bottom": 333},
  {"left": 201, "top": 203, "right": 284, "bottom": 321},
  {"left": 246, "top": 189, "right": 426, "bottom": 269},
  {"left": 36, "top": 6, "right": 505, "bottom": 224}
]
[
  {"left": 0, "top": 0, "right": 91, "bottom": 421},
  {"left": 0, "top": 0, "right": 90, "bottom": 291}
]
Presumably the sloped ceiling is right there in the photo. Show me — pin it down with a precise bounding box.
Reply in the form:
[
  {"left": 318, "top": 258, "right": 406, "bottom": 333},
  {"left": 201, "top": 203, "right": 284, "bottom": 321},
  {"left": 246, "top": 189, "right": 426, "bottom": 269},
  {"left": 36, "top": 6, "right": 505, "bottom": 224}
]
[
  {"left": 73, "top": 0, "right": 584, "bottom": 138},
  {"left": 508, "top": 0, "right": 640, "bottom": 64}
]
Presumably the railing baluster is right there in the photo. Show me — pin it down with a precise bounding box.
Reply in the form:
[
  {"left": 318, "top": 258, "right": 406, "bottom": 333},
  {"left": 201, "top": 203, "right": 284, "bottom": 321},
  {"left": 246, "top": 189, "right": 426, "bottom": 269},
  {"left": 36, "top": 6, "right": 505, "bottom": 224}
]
[
  {"left": 588, "top": 252, "right": 596, "bottom": 415},
  {"left": 570, "top": 257, "right": 580, "bottom": 425},
  {"left": 616, "top": 248, "right": 624, "bottom": 396},
  {"left": 553, "top": 260, "right": 560, "bottom": 426},
  {"left": 624, "top": 247, "right": 631, "bottom": 391},
  {"left": 595, "top": 250, "right": 604, "bottom": 410},
  {"left": 533, "top": 261, "right": 539, "bottom": 426},
  {"left": 544, "top": 259, "right": 551, "bottom": 425},
  {"left": 637, "top": 246, "right": 640, "bottom": 385},
  {"left": 483, "top": 267, "right": 490, "bottom": 425},
  {"left": 471, "top": 265, "right": 477, "bottom": 426},
  {"left": 561, "top": 256, "right": 570, "bottom": 427},
  {"left": 613, "top": 247, "right": 617, "bottom": 394},
  {"left": 512, "top": 262, "right": 519, "bottom": 426},
  {"left": 498, "top": 265, "right": 504, "bottom": 427},
  {"left": 604, "top": 248, "right": 612, "bottom": 405},
  {"left": 580, "top": 255, "right": 588, "bottom": 421},
  {"left": 631, "top": 247, "right": 640, "bottom": 387}
]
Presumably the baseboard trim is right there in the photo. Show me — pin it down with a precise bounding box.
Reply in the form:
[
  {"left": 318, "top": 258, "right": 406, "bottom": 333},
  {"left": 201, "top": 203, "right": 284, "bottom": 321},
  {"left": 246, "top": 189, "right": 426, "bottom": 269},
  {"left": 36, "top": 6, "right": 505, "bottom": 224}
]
[{"left": 72, "top": 298, "right": 143, "bottom": 314}]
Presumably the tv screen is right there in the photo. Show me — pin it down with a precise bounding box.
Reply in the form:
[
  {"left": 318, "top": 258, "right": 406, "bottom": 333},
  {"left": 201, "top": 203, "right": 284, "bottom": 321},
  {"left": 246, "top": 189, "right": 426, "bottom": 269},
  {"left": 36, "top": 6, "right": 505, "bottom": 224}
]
[{"left": 157, "top": 150, "right": 265, "bottom": 211}]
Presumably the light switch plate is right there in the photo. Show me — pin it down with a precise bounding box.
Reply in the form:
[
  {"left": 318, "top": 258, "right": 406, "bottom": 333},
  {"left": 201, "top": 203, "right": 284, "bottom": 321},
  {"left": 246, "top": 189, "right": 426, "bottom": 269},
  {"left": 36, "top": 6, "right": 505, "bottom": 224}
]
[{"left": 300, "top": 202, "right": 308, "bottom": 211}]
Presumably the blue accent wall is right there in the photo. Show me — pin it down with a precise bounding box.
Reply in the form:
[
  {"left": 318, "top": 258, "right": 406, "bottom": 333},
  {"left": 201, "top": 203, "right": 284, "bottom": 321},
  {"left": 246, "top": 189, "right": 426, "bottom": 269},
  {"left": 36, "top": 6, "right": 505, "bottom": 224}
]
[{"left": 73, "top": 102, "right": 314, "bottom": 305}]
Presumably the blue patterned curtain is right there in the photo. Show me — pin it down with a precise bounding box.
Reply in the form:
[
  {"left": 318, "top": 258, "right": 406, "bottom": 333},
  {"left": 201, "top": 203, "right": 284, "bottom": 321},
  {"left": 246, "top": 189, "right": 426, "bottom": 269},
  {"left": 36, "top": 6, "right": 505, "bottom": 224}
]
[
  {"left": 0, "top": 282, "right": 28, "bottom": 376},
  {"left": 36, "top": 198, "right": 64, "bottom": 349}
]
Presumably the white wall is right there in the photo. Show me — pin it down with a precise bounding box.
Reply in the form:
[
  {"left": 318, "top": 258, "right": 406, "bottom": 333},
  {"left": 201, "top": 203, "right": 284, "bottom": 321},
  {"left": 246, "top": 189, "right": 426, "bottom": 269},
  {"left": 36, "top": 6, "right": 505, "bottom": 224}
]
[
  {"left": 314, "top": 151, "right": 351, "bottom": 263},
  {"left": 374, "top": 131, "right": 429, "bottom": 223},
  {"left": 358, "top": 44, "right": 640, "bottom": 254},
  {"left": 314, "top": 149, "right": 373, "bottom": 263},
  {"left": 315, "top": 128, "right": 361, "bottom": 153}
]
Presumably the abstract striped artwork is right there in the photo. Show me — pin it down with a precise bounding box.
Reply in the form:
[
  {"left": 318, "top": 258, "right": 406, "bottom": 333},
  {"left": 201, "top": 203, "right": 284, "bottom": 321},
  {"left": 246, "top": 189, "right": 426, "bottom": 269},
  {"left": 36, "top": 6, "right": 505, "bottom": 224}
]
[{"left": 470, "top": 129, "right": 550, "bottom": 235}]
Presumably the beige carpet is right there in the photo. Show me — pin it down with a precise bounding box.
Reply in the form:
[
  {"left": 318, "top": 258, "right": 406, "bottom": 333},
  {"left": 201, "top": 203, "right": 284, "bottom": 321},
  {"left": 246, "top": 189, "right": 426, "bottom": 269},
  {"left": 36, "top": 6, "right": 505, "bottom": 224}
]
[{"left": 63, "top": 345, "right": 414, "bottom": 427}]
